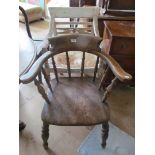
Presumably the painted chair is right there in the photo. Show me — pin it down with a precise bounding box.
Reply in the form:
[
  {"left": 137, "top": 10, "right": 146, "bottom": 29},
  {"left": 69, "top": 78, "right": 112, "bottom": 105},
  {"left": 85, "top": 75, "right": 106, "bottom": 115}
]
[
  {"left": 47, "top": 7, "right": 100, "bottom": 37},
  {"left": 43, "top": 6, "right": 101, "bottom": 80},
  {"left": 20, "top": 34, "right": 132, "bottom": 149}
]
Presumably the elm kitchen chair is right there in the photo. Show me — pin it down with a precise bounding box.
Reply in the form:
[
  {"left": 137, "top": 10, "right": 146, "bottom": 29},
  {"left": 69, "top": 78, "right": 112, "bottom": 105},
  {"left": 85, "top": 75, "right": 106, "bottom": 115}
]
[{"left": 20, "top": 34, "right": 132, "bottom": 149}]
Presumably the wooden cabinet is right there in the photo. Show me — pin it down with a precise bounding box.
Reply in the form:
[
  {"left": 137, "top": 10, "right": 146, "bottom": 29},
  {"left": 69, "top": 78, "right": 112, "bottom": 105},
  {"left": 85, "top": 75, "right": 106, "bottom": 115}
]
[{"left": 101, "top": 21, "right": 135, "bottom": 87}]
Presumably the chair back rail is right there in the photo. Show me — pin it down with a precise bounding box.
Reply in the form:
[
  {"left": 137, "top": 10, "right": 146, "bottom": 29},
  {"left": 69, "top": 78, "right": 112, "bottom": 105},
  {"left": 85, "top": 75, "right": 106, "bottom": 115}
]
[
  {"left": 51, "top": 56, "right": 59, "bottom": 82},
  {"left": 66, "top": 52, "right": 71, "bottom": 78},
  {"left": 81, "top": 51, "right": 85, "bottom": 78}
]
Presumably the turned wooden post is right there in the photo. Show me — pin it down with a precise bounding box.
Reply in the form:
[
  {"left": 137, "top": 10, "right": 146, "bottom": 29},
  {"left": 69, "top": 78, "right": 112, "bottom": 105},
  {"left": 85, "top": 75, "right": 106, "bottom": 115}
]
[
  {"left": 42, "top": 121, "right": 49, "bottom": 149},
  {"left": 34, "top": 79, "right": 51, "bottom": 104},
  {"left": 98, "top": 66, "right": 110, "bottom": 91},
  {"left": 93, "top": 56, "right": 99, "bottom": 82},
  {"left": 101, "top": 121, "right": 109, "bottom": 148},
  {"left": 51, "top": 56, "right": 59, "bottom": 82},
  {"left": 66, "top": 51, "right": 71, "bottom": 78},
  {"left": 81, "top": 51, "right": 85, "bottom": 78},
  {"left": 42, "top": 67, "right": 53, "bottom": 93},
  {"left": 102, "top": 77, "right": 117, "bottom": 102}
]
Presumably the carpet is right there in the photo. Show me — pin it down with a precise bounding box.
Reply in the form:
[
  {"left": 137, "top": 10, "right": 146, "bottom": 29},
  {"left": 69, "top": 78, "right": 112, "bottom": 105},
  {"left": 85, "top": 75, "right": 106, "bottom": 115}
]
[{"left": 78, "top": 123, "right": 135, "bottom": 155}]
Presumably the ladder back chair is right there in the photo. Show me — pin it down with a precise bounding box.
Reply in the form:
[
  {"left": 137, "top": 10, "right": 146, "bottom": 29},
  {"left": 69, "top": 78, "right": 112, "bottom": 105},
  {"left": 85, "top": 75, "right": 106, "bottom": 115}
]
[
  {"left": 43, "top": 7, "right": 100, "bottom": 80},
  {"left": 48, "top": 7, "right": 100, "bottom": 37},
  {"left": 20, "top": 34, "right": 132, "bottom": 150}
]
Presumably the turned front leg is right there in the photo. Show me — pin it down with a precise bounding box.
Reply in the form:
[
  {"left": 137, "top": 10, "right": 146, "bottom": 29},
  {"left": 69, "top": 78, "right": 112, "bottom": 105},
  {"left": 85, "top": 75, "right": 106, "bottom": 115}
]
[
  {"left": 101, "top": 121, "right": 109, "bottom": 148},
  {"left": 42, "top": 122, "right": 49, "bottom": 149}
]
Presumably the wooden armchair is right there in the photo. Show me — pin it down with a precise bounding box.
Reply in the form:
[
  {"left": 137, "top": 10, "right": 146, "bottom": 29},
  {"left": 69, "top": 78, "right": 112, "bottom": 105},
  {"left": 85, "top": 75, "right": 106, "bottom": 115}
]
[{"left": 20, "top": 34, "right": 132, "bottom": 150}]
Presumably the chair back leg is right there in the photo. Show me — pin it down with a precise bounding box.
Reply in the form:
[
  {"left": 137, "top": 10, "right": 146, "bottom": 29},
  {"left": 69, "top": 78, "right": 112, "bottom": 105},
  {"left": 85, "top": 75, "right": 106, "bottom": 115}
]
[
  {"left": 42, "top": 122, "right": 49, "bottom": 149},
  {"left": 101, "top": 121, "right": 109, "bottom": 148}
]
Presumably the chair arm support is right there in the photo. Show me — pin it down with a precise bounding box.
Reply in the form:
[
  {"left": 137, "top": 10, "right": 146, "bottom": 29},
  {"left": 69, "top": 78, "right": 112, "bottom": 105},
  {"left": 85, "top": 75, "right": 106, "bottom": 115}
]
[
  {"left": 20, "top": 51, "right": 52, "bottom": 84},
  {"left": 97, "top": 52, "right": 132, "bottom": 82}
]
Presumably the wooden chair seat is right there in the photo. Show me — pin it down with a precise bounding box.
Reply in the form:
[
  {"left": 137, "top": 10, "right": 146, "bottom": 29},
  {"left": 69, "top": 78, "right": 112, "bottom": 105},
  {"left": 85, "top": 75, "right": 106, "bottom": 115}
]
[{"left": 41, "top": 78, "right": 110, "bottom": 126}]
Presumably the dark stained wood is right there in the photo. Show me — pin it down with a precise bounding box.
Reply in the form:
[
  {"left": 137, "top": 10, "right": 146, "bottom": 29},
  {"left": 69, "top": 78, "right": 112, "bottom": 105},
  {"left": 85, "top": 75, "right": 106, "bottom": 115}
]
[
  {"left": 48, "top": 34, "right": 102, "bottom": 54},
  {"left": 104, "top": 21, "right": 135, "bottom": 38},
  {"left": 42, "top": 122, "right": 49, "bottom": 149},
  {"left": 81, "top": 51, "right": 85, "bottom": 78},
  {"left": 44, "top": 60, "right": 51, "bottom": 81},
  {"left": 70, "top": 0, "right": 80, "bottom": 7},
  {"left": 101, "top": 121, "right": 109, "bottom": 148},
  {"left": 106, "top": 0, "right": 135, "bottom": 10},
  {"left": 66, "top": 52, "right": 71, "bottom": 78},
  {"left": 93, "top": 56, "right": 99, "bottom": 82},
  {"left": 38, "top": 71, "right": 42, "bottom": 83},
  {"left": 70, "top": 0, "right": 96, "bottom": 7},
  {"left": 104, "top": 0, "right": 135, "bottom": 16},
  {"left": 51, "top": 56, "right": 59, "bottom": 83},
  {"left": 41, "top": 78, "right": 110, "bottom": 126},
  {"left": 79, "top": 0, "right": 96, "bottom": 6}
]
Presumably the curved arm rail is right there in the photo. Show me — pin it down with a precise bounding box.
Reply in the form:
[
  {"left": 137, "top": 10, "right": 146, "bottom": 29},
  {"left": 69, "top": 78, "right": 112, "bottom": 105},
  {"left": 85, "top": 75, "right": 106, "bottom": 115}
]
[
  {"left": 96, "top": 52, "right": 132, "bottom": 82},
  {"left": 20, "top": 51, "right": 52, "bottom": 84},
  {"left": 20, "top": 50, "right": 132, "bottom": 84}
]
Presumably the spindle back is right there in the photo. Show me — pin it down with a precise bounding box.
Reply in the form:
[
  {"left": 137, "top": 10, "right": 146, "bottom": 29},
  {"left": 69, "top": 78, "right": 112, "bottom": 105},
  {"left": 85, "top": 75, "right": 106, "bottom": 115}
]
[{"left": 48, "top": 34, "right": 102, "bottom": 81}]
